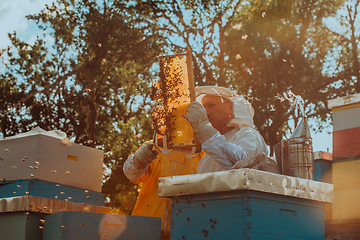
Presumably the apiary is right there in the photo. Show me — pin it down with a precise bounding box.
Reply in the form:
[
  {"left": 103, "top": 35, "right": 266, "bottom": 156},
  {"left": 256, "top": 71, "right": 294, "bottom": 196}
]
[
  {"left": 159, "top": 168, "right": 333, "bottom": 239},
  {"left": 0, "top": 128, "right": 104, "bottom": 192},
  {"left": 0, "top": 128, "right": 114, "bottom": 240},
  {"left": 43, "top": 211, "right": 161, "bottom": 240}
]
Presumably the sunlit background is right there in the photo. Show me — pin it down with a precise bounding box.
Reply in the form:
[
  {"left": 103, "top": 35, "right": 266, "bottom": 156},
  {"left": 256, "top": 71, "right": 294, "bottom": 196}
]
[{"left": 0, "top": 0, "right": 341, "bottom": 153}]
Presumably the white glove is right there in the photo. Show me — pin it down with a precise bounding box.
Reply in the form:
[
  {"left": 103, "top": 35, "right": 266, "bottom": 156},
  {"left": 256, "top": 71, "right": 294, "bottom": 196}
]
[
  {"left": 133, "top": 142, "right": 158, "bottom": 169},
  {"left": 185, "top": 102, "right": 218, "bottom": 144}
]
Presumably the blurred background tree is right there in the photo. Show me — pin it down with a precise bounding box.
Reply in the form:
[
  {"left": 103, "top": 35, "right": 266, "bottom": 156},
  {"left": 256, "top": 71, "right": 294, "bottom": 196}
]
[
  {"left": 1, "top": 0, "right": 359, "bottom": 213},
  {"left": 0, "top": 0, "right": 166, "bottom": 213},
  {"left": 223, "top": 0, "right": 346, "bottom": 154}
]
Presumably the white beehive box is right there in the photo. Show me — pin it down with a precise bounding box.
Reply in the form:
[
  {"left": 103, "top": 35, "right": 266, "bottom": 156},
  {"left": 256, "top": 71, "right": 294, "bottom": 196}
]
[{"left": 0, "top": 128, "right": 104, "bottom": 192}]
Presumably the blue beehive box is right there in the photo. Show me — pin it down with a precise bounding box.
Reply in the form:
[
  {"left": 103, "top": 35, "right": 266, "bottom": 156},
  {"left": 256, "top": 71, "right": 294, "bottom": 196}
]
[
  {"left": 313, "top": 151, "right": 332, "bottom": 184},
  {"left": 0, "top": 179, "right": 105, "bottom": 206},
  {"left": 170, "top": 190, "right": 324, "bottom": 239},
  {"left": 0, "top": 212, "right": 46, "bottom": 240},
  {"left": 0, "top": 185, "right": 111, "bottom": 240},
  {"left": 43, "top": 212, "right": 161, "bottom": 240},
  {"left": 159, "top": 168, "right": 333, "bottom": 240}
]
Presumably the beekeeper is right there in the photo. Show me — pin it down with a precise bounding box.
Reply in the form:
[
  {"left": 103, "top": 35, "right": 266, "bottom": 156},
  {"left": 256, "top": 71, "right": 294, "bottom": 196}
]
[
  {"left": 123, "top": 132, "right": 203, "bottom": 239},
  {"left": 185, "top": 86, "right": 268, "bottom": 173},
  {"left": 123, "top": 85, "right": 267, "bottom": 239}
]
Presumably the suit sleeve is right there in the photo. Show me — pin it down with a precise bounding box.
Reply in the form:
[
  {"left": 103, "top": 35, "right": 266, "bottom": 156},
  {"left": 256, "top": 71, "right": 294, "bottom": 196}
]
[{"left": 201, "top": 128, "right": 267, "bottom": 170}]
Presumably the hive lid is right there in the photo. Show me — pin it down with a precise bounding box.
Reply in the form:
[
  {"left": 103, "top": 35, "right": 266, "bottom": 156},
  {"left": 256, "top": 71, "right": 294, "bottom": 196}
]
[
  {"left": 158, "top": 168, "right": 333, "bottom": 203},
  {"left": 0, "top": 127, "right": 67, "bottom": 141},
  {"left": 328, "top": 93, "right": 360, "bottom": 109},
  {"left": 0, "top": 195, "right": 112, "bottom": 214}
]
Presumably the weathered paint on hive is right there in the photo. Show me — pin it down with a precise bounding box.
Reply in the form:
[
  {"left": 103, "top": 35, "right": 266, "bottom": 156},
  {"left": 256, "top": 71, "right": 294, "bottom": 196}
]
[
  {"left": 332, "top": 159, "right": 360, "bottom": 221},
  {"left": 314, "top": 154, "right": 333, "bottom": 224},
  {"left": 328, "top": 94, "right": 360, "bottom": 224},
  {"left": 0, "top": 179, "right": 105, "bottom": 206},
  {"left": 43, "top": 212, "right": 161, "bottom": 240},
  {"left": 0, "top": 212, "right": 46, "bottom": 240},
  {"left": 170, "top": 190, "right": 325, "bottom": 240},
  {"left": 333, "top": 127, "right": 360, "bottom": 159},
  {"left": 314, "top": 160, "right": 332, "bottom": 184},
  {"left": 332, "top": 106, "right": 360, "bottom": 131}
]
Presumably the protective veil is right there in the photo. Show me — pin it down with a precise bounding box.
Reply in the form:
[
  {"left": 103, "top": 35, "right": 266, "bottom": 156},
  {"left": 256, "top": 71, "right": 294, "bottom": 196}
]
[{"left": 195, "top": 86, "right": 268, "bottom": 173}]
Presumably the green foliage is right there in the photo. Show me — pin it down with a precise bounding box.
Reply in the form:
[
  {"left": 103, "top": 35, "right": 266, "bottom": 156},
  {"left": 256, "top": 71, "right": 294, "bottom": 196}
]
[
  {"left": 0, "top": 0, "right": 166, "bottom": 213},
  {"left": 223, "top": 0, "right": 346, "bottom": 153}
]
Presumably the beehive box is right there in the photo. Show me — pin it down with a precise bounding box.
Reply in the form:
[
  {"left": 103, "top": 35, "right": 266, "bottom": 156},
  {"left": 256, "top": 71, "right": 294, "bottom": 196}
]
[
  {"left": 0, "top": 179, "right": 105, "bottom": 206},
  {"left": 314, "top": 151, "right": 332, "bottom": 184},
  {"left": 0, "top": 132, "right": 103, "bottom": 192},
  {"left": 43, "top": 212, "right": 161, "bottom": 240},
  {"left": 328, "top": 94, "right": 360, "bottom": 222},
  {"left": 0, "top": 195, "right": 112, "bottom": 240},
  {"left": 0, "top": 212, "right": 46, "bottom": 240},
  {"left": 159, "top": 169, "right": 333, "bottom": 240},
  {"left": 313, "top": 151, "right": 333, "bottom": 226}
]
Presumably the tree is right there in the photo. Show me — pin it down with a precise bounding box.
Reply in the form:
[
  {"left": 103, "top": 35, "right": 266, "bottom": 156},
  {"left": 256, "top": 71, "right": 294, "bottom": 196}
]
[
  {"left": 322, "top": 0, "right": 360, "bottom": 93},
  {"left": 139, "top": 0, "right": 346, "bottom": 154},
  {"left": 223, "top": 0, "right": 345, "bottom": 154},
  {"left": 133, "top": 0, "right": 258, "bottom": 85},
  {"left": 0, "top": 0, "right": 166, "bottom": 213}
]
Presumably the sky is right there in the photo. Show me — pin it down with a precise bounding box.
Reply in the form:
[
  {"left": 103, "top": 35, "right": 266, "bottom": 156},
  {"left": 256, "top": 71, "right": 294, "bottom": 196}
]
[
  {"left": 0, "top": 0, "right": 52, "bottom": 48},
  {"left": 0, "top": 0, "right": 334, "bottom": 153}
]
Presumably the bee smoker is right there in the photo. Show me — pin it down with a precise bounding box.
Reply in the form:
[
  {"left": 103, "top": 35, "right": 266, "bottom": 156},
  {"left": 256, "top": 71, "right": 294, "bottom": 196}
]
[{"left": 274, "top": 117, "right": 314, "bottom": 180}]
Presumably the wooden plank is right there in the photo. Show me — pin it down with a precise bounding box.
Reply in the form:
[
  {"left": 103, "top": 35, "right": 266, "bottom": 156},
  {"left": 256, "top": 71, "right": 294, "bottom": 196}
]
[
  {"left": 332, "top": 159, "right": 360, "bottom": 220},
  {"left": 333, "top": 127, "right": 360, "bottom": 158},
  {"left": 186, "top": 49, "right": 196, "bottom": 102},
  {"left": 333, "top": 106, "right": 360, "bottom": 131},
  {"left": 314, "top": 151, "right": 333, "bottom": 161},
  {"left": 333, "top": 160, "right": 360, "bottom": 191},
  {"left": 333, "top": 189, "right": 360, "bottom": 221},
  {"left": 186, "top": 49, "right": 201, "bottom": 152}
]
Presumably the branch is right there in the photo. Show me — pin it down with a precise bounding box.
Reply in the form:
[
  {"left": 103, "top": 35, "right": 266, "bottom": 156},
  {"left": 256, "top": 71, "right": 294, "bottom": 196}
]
[
  {"left": 323, "top": 25, "right": 351, "bottom": 44},
  {"left": 19, "top": 58, "right": 97, "bottom": 103}
]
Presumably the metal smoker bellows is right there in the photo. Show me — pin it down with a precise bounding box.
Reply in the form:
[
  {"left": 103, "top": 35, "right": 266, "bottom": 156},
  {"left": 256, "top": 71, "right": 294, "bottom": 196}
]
[{"left": 274, "top": 117, "right": 314, "bottom": 180}]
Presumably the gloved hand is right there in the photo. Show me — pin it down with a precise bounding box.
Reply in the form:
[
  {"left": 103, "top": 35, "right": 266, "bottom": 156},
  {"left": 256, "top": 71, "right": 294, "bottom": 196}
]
[
  {"left": 133, "top": 142, "right": 158, "bottom": 170},
  {"left": 232, "top": 153, "right": 281, "bottom": 174},
  {"left": 185, "top": 101, "right": 218, "bottom": 144}
]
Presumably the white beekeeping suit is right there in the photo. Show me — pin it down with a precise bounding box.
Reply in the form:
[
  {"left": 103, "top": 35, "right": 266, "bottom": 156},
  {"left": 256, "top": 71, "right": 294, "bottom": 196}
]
[{"left": 187, "top": 86, "right": 268, "bottom": 173}]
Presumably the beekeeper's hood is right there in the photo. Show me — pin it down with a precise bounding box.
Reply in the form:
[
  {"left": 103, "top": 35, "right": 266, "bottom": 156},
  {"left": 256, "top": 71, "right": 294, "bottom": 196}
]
[{"left": 195, "top": 86, "right": 254, "bottom": 129}]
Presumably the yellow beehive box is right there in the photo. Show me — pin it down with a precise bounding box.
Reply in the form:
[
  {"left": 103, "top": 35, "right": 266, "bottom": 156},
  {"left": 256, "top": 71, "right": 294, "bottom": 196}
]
[{"left": 332, "top": 159, "right": 360, "bottom": 221}]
